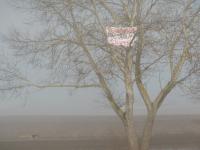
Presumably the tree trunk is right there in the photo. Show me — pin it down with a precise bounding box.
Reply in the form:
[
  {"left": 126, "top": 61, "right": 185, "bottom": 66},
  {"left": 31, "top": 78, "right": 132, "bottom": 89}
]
[
  {"left": 125, "top": 122, "right": 140, "bottom": 150},
  {"left": 140, "top": 112, "right": 156, "bottom": 150}
]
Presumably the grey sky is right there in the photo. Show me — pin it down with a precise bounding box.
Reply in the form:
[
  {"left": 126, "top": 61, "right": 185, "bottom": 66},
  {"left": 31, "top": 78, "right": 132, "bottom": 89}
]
[{"left": 0, "top": 0, "right": 199, "bottom": 116}]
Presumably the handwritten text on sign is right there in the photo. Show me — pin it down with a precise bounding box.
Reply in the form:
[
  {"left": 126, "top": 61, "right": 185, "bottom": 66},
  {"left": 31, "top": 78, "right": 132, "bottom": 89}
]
[{"left": 106, "top": 27, "right": 137, "bottom": 47}]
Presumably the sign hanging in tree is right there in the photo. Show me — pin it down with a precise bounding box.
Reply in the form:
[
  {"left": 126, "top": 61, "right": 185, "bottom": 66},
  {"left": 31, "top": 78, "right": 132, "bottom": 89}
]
[{"left": 106, "top": 27, "right": 137, "bottom": 47}]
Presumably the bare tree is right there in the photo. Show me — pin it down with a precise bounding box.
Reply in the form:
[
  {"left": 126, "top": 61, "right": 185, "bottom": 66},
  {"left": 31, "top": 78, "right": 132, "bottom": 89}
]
[{"left": 1, "top": 0, "right": 200, "bottom": 150}]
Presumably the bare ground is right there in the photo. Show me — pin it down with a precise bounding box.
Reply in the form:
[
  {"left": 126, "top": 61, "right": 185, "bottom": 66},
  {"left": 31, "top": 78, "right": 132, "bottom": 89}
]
[{"left": 0, "top": 115, "right": 199, "bottom": 150}]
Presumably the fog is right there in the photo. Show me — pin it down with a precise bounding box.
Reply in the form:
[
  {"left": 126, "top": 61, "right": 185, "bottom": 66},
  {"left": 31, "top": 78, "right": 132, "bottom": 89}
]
[{"left": 0, "top": 0, "right": 199, "bottom": 116}]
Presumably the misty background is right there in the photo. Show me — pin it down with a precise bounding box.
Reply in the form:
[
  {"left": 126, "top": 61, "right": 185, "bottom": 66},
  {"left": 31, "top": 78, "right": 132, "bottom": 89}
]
[{"left": 0, "top": 0, "right": 199, "bottom": 116}]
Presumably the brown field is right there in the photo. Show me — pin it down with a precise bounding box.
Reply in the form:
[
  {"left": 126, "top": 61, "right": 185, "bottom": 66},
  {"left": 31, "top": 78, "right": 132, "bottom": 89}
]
[{"left": 0, "top": 115, "right": 199, "bottom": 150}]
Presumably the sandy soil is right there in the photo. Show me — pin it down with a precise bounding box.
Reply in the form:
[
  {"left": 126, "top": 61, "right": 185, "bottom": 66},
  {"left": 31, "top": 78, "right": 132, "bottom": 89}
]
[{"left": 0, "top": 115, "right": 199, "bottom": 150}]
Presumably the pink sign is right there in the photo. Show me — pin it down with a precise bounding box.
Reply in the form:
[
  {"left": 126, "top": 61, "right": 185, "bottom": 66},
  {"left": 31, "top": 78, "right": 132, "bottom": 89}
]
[{"left": 106, "top": 27, "right": 137, "bottom": 47}]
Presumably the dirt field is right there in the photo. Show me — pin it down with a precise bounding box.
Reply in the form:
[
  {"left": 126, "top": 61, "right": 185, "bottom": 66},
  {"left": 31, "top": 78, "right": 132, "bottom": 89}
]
[{"left": 0, "top": 115, "right": 199, "bottom": 150}]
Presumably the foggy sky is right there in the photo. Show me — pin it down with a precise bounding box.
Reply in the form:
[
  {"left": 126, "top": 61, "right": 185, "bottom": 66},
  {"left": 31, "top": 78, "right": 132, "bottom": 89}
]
[{"left": 0, "top": 0, "right": 199, "bottom": 116}]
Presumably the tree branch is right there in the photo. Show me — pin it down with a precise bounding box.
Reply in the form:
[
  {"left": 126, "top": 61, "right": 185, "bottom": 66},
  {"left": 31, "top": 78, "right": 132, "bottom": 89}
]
[
  {"left": 135, "top": 23, "right": 153, "bottom": 113},
  {"left": 69, "top": 7, "right": 126, "bottom": 123},
  {"left": 0, "top": 83, "right": 100, "bottom": 91}
]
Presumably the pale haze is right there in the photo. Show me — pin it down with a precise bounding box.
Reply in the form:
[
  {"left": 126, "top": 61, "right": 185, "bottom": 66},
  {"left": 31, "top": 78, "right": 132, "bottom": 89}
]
[{"left": 0, "top": 0, "right": 199, "bottom": 116}]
